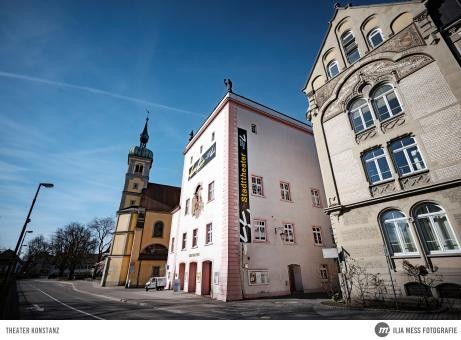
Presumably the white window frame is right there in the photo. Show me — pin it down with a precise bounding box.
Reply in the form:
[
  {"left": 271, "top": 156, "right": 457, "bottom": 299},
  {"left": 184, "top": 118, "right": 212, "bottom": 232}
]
[
  {"left": 381, "top": 211, "right": 419, "bottom": 256},
  {"left": 327, "top": 60, "right": 340, "bottom": 78},
  {"left": 390, "top": 137, "right": 427, "bottom": 176},
  {"left": 341, "top": 30, "right": 360, "bottom": 64},
  {"left": 312, "top": 226, "right": 323, "bottom": 245},
  {"left": 371, "top": 84, "right": 403, "bottom": 121},
  {"left": 415, "top": 204, "right": 460, "bottom": 254},
  {"left": 248, "top": 270, "right": 270, "bottom": 285},
  {"left": 310, "top": 188, "right": 321, "bottom": 207},
  {"left": 192, "top": 228, "right": 198, "bottom": 248},
  {"left": 251, "top": 175, "right": 264, "bottom": 196},
  {"left": 185, "top": 198, "right": 190, "bottom": 215},
  {"left": 208, "top": 181, "right": 215, "bottom": 202},
  {"left": 283, "top": 223, "right": 295, "bottom": 244},
  {"left": 280, "top": 182, "right": 292, "bottom": 201},
  {"left": 206, "top": 223, "right": 213, "bottom": 245},
  {"left": 254, "top": 219, "right": 267, "bottom": 242},
  {"left": 368, "top": 28, "right": 384, "bottom": 48},
  {"left": 363, "top": 148, "right": 393, "bottom": 185},
  {"left": 349, "top": 99, "right": 374, "bottom": 133}
]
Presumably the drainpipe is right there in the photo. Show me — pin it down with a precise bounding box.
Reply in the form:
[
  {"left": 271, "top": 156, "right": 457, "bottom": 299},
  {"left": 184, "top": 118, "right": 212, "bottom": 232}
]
[
  {"left": 383, "top": 245, "right": 399, "bottom": 310},
  {"left": 409, "top": 217, "right": 433, "bottom": 271}
]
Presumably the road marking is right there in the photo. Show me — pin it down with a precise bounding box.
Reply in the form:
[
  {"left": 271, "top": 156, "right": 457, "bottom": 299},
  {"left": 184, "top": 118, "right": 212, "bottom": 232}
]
[
  {"left": 27, "top": 304, "right": 45, "bottom": 312},
  {"left": 28, "top": 284, "right": 105, "bottom": 320}
]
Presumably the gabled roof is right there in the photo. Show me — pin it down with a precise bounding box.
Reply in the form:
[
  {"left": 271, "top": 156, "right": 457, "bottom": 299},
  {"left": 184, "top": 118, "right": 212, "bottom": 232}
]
[
  {"left": 141, "top": 182, "right": 181, "bottom": 212},
  {"left": 302, "top": 0, "right": 422, "bottom": 92}
]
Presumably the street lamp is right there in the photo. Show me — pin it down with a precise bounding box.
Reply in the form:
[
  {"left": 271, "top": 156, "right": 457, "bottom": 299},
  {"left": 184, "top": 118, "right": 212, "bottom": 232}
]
[
  {"left": 5, "top": 183, "right": 53, "bottom": 280},
  {"left": 19, "top": 230, "right": 33, "bottom": 250},
  {"left": 18, "top": 230, "right": 33, "bottom": 259}
]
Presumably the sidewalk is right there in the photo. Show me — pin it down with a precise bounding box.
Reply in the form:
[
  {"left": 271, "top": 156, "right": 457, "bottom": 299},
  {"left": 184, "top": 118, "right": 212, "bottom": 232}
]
[
  {"left": 66, "top": 279, "right": 221, "bottom": 307},
  {"left": 50, "top": 279, "right": 461, "bottom": 320}
]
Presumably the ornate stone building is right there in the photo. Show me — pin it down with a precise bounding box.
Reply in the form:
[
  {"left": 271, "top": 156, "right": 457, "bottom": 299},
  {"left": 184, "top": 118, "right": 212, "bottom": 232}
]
[
  {"left": 303, "top": 0, "right": 461, "bottom": 301},
  {"left": 101, "top": 119, "right": 180, "bottom": 287}
]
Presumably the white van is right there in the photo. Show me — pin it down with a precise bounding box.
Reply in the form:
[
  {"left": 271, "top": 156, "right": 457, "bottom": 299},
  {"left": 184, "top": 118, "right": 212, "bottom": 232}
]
[{"left": 145, "top": 277, "right": 167, "bottom": 291}]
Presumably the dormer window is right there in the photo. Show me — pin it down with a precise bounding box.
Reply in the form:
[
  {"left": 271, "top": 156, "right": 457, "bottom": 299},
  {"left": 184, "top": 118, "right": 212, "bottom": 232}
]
[
  {"left": 368, "top": 28, "right": 384, "bottom": 48},
  {"left": 341, "top": 30, "right": 360, "bottom": 64},
  {"left": 327, "top": 60, "right": 340, "bottom": 78}
]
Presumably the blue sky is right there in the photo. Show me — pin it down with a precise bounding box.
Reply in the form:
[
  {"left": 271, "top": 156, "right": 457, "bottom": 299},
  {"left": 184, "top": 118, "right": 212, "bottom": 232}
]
[{"left": 0, "top": 0, "right": 394, "bottom": 250}]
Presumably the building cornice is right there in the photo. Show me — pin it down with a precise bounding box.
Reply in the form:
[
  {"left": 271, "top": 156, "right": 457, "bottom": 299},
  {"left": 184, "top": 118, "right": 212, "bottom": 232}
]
[{"left": 324, "top": 178, "right": 461, "bottom": 215}]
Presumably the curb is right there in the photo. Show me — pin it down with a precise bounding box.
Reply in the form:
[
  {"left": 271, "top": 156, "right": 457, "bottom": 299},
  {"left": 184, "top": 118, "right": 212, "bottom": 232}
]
[{"left": 320, "top": 301, "right": 449, "bottom": 314}]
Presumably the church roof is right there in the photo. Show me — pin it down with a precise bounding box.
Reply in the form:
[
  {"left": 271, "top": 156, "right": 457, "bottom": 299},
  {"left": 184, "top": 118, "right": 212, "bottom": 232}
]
[
  {"left": 141, "top": 182, "right": 181, "bottom": 212},
  {"left": 128, "top": 145, "right": 153, "bottom": 159}
]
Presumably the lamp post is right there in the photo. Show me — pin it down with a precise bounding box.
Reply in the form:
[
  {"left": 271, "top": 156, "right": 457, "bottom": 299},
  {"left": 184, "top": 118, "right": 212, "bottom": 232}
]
[
  {"left": 18, "top": 230, "right": 33, "bottom": 259},
  {"left": 5, "top": 183, "right": 53, "bottom": 280},
  {"left": 19, "top": 230, "right": 33, "bottom": 251}
]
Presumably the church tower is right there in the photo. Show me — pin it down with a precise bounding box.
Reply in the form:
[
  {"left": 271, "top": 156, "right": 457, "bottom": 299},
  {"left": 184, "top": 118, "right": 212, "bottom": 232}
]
[
  {"left": 119, "top": 118, "right": 153, "bottom": 209},
  {"left": 101, "top": 116, "right": 181, "bottom": 287}
]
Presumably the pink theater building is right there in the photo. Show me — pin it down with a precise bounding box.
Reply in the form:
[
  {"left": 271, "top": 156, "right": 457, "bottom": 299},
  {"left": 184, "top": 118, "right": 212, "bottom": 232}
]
[{"left": 167, "top": 87, "right": 338, "bottom": 301}]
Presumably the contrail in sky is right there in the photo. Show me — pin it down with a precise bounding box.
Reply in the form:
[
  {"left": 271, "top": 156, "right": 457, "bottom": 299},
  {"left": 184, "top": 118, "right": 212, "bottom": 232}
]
[{"left": 0, "top": 70, "right": 204, "bottom": 116}]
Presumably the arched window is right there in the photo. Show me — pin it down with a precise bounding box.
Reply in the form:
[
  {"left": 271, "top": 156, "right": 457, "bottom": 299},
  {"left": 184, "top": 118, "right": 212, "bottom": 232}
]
[
  {"left": 380, "top": 210, "right": 418, "bottom": 255},
  {"left": 405, "top": 282, "right": 432, "bottom": 297},
  {"left": 436, "top": 283, "right": 461, "bottom": 299},
  {"left": 368, "top": 28, "right": 384, "bottom": 48},
  {"left": 371, "top": 84, "right": 403, "bottom": 121},
  {"left": 134, "top": 164, "right": 143, "bottom": 174},
  {"left": 153, "top": 221, "right": 164, "bottom": 238},
  {"left": 341, "top": 30, "right": 360, "bottom": 64},
  {"left": 349, "top": 98, "right": 374, "bottom": 133},
  {"left": 327, "top": 60, "right": 340, "bottom": 78},
  {"left": 139, "top": 244, "right": 168, "bottom": 260},
  {"left": 413, "top": 203, "right": 459, "bottom": 253}
]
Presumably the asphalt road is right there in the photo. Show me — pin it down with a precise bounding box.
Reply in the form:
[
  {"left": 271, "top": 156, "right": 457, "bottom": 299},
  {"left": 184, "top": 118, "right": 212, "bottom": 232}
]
[{"left": 16, "top": 279, "right": 460, "bottom": 320}]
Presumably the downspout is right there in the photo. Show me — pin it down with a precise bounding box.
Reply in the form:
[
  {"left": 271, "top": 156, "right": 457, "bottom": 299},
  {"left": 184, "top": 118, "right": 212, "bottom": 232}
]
[{"left": 136, "top": 216, "right": 146, "bottom": 287}]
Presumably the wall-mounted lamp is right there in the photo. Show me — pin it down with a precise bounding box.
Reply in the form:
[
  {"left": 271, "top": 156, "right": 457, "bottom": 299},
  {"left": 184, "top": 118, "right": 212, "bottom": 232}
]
[{"left": 274, "top": 226, "right": 288, "bottom": 242}]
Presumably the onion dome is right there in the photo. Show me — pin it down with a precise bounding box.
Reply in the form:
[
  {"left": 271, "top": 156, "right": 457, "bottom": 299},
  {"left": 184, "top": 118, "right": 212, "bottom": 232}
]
[{"left": 128, "top": 117, "right": 153, "bottom": 160}]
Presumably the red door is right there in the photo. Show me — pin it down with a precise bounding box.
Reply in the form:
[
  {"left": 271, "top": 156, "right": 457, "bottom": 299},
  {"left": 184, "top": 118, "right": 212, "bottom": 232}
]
[
  {"left": 201, "top": 261, "right": 212, "bottom": 295},
  {"left": 188, "top": 262, "right": 197, "bottom": 293},
  {"left": 178, "top": 263, "right": 185, "bottom": 290}
]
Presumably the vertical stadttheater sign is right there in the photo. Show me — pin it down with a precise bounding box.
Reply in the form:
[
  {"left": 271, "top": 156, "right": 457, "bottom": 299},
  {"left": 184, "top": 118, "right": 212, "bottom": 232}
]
[{"left": 238, "top": 128, "right": 251, "bottom": 243}]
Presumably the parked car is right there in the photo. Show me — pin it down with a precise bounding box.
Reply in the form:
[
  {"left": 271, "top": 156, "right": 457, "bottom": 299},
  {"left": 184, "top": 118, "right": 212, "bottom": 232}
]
[{"left": 145, "top": 277, "right": 167, "bottom": 291}]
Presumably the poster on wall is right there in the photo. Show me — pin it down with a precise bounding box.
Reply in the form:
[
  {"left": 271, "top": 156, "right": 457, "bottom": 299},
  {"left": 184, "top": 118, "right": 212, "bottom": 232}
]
[
  {"left": 238, "top": 128, "right": 252, "bottom": 243},
  {"left": 188, "top": 142, "right": 216, "bottom": 180}
]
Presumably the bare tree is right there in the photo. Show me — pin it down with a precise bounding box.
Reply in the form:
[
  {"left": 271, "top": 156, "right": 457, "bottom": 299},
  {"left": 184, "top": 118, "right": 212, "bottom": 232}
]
[
  {"left": 87, "top": 217, "right": 114, "bottom": 262},
  {"left": 402, "top": 260, "right": 442, "bottom": 309},
  {"left": 51, "top": 223, "right": 97, "bottom": 279},
  {"left": 23, "top": 235, "right": 52, "bottom": 277},
  {"left": 26, "top": 235, "right": 50, "bottom": 259}
]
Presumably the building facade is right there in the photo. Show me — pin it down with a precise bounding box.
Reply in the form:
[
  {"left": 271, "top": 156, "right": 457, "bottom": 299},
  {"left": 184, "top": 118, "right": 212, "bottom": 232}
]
[
  {"left": 101, "top": 119, "right": 180, "bottom": 287},
  {"left": 303, "top": 0, "right": 461, "bottom": 301},
  {"left": 167, "top": 90, "right": 338, "bottom": 301}
]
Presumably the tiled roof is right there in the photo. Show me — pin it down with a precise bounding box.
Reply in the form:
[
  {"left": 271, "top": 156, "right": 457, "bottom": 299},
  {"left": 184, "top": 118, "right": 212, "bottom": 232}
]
[{"left": 141, "top": 182, "right": 181, "bottom": 212}]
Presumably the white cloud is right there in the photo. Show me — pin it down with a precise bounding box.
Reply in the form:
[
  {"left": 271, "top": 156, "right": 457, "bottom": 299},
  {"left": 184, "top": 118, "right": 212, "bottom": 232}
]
[{"left": 0, "top": 70, "right": 205, "bottom": 116}]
